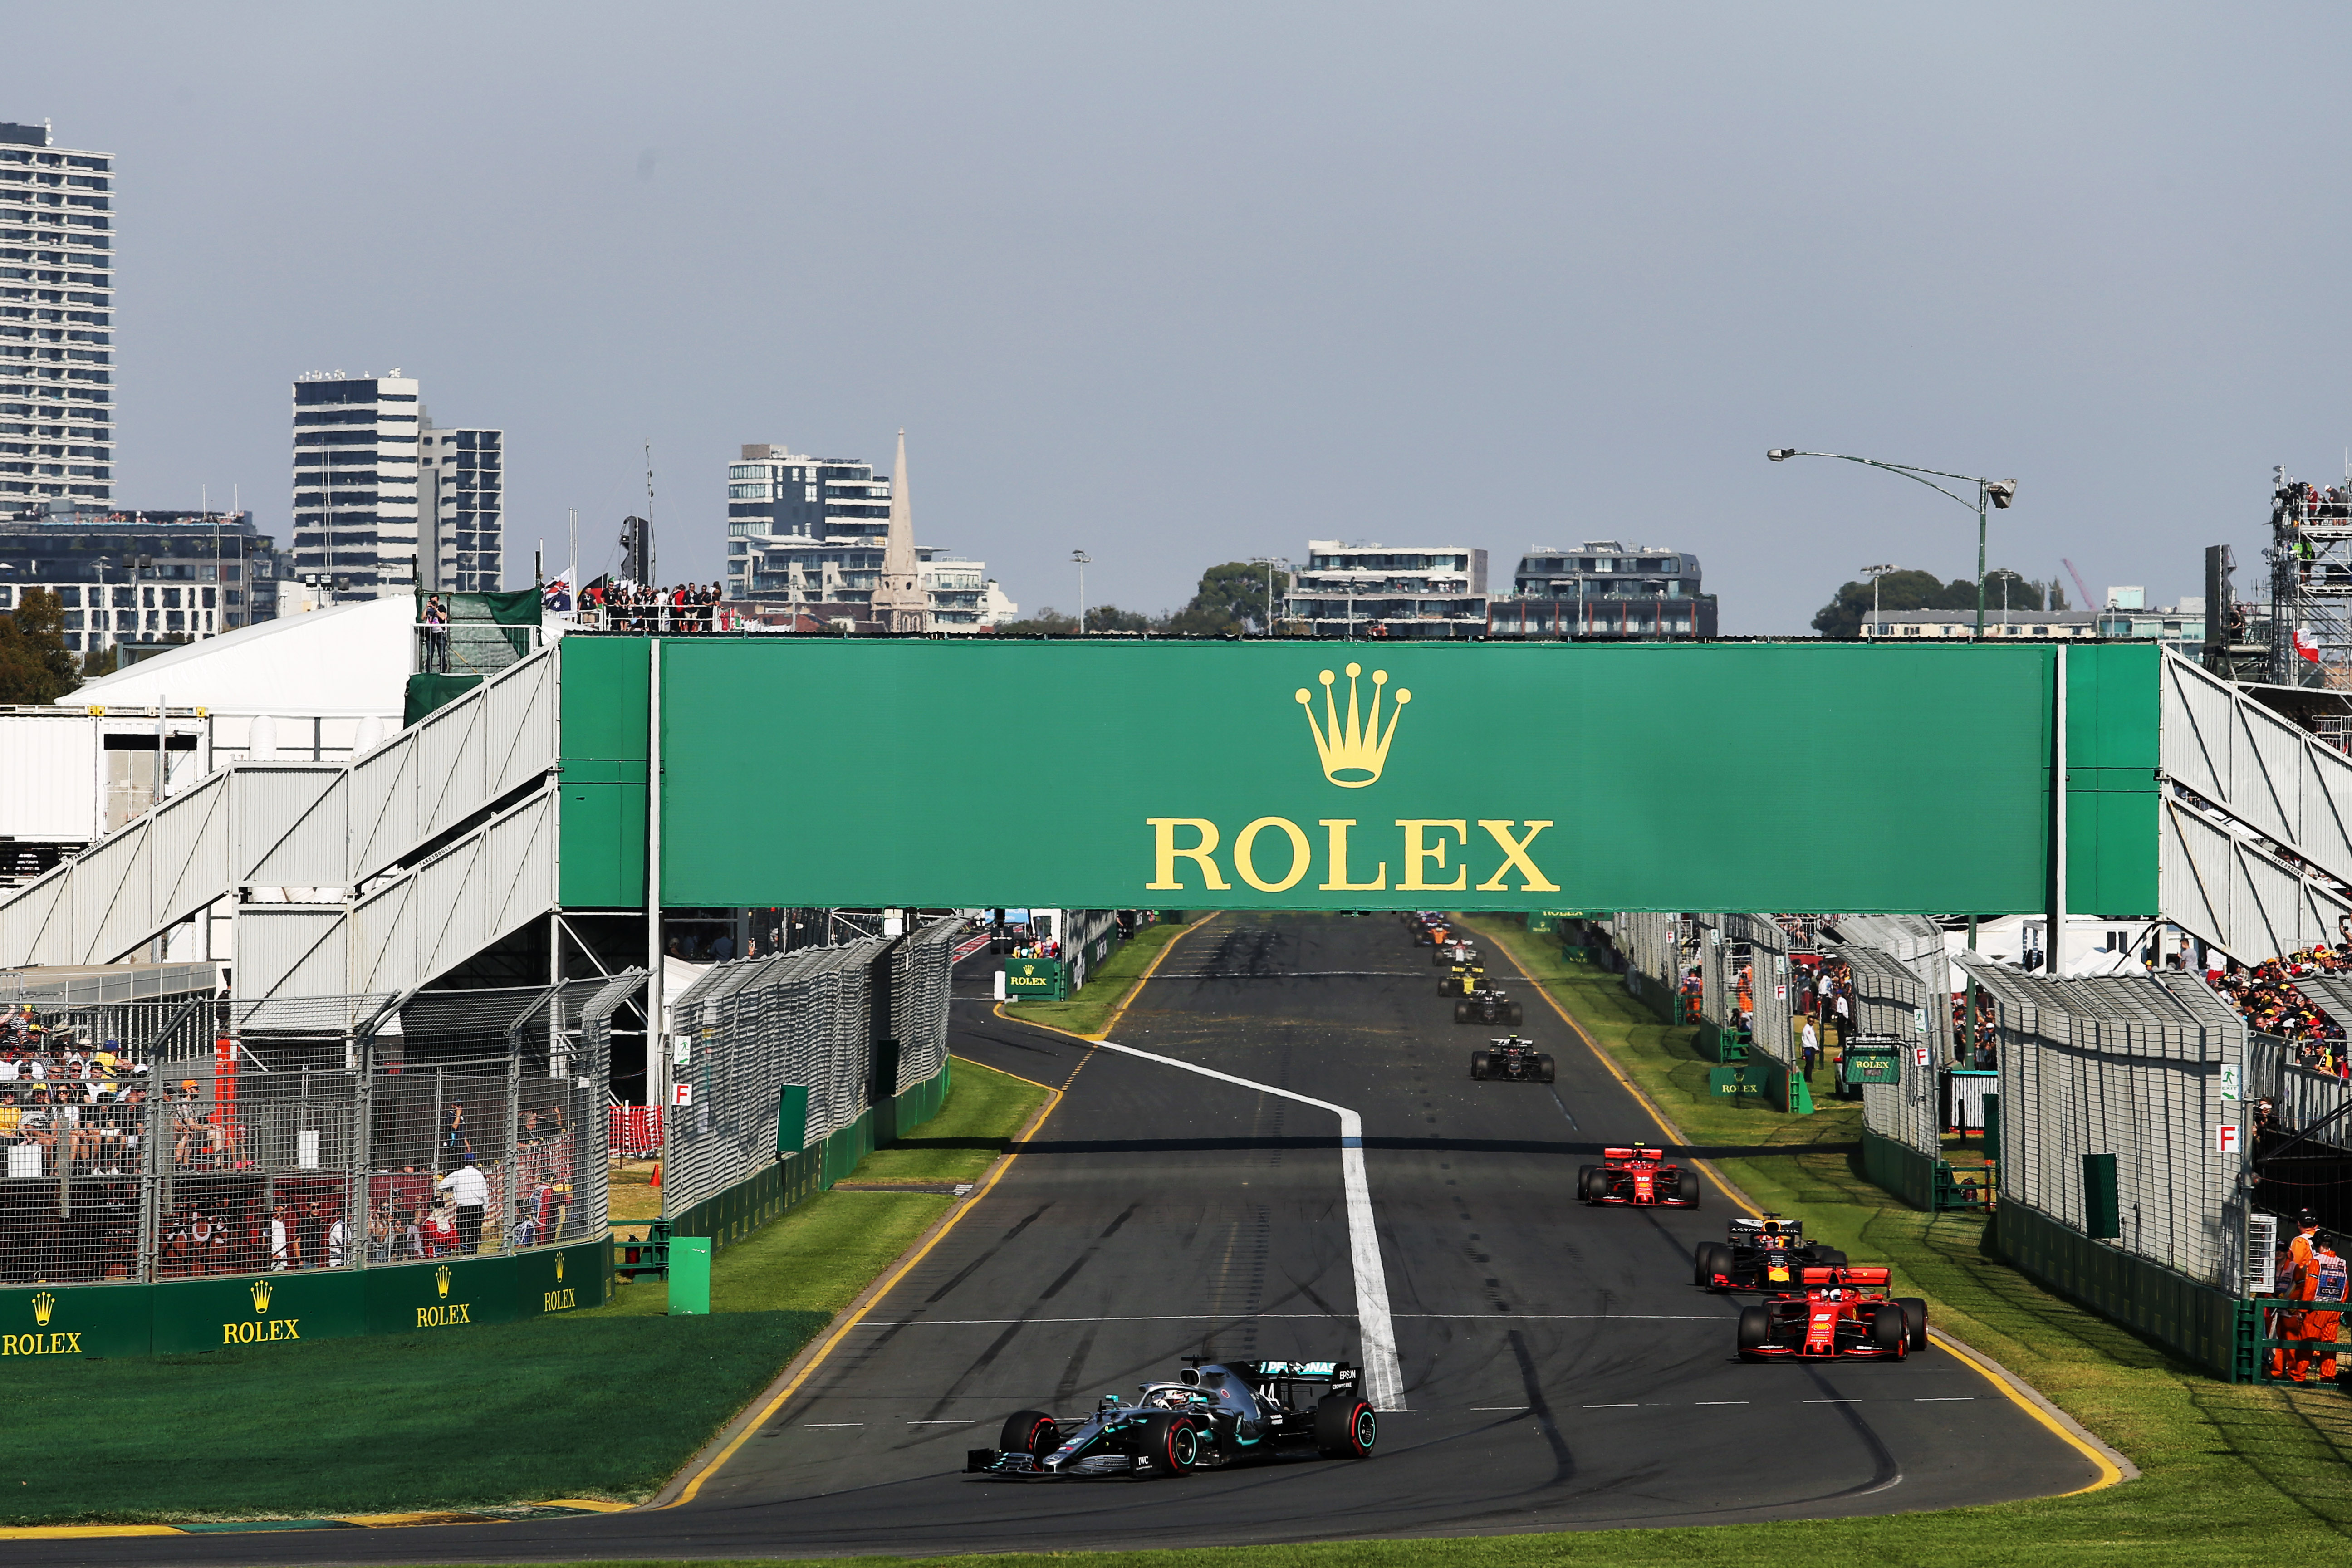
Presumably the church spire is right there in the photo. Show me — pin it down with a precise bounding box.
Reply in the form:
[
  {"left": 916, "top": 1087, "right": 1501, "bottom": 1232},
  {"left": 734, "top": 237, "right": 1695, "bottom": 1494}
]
[{"left": 872, "top": 426, "right": 928, "bottom": 633}]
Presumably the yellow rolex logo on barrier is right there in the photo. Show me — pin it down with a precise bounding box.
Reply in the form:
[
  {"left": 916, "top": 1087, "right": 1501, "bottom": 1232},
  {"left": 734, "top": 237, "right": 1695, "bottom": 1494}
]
[
  {"left": 554, "top": 1252, "right": 565, "bottom": 1282},
  {"left": 1296, "top": 663, "right": 1409, "bottom": 788},
  {"left": 436, "top": 1265, "right": 451, "bottom": 1299},
  {"left": 1145, "top": 662, "right": 1559, "bottom": 896},
  {"left": 223, "top": 1279, "right": 298, "bottom": 1343},
  {"left": 32, "top": 1291, "right": 53, "bottom": 1328}
]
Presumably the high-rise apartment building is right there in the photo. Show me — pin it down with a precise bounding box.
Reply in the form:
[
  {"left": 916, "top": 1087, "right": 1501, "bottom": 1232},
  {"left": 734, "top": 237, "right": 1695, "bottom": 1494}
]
[
  {"left": 291, "top": 373, "right": 502, "bottom": 600},
  {"left": 1487, "top": 541, "right": 1717, "bottom": 639},
  {"left": 0, "top": 121, "right": 115, "bottom": 508},
  {"left": 725, "top": 442, "right": 893, "bottom": 606},
  {"left": 723, "top": 438, "right": 1003, "bottom": 631},
  {"left": 416, "top": 411, "right": 503, "bottom": 591},
  {"left": 1282, "top": 542, "right": 1490, "bottom": 637}
]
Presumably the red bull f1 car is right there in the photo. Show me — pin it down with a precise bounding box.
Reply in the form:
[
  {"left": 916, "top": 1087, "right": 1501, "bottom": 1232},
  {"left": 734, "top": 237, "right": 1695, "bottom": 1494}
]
[
  {"left": 968, "top": 1359, "right": 1377, "bottom": 1479},
  {"left": 1693, "top": 1213, "right": 1847, "bottom": 1291},
  {"left": 1735, "top": 1266, "right": 1929, "bottom": 1362},
  {"left": 1577, "top": 1145, "right": 1701, "bottom": 1207},
  {"left": 1470, "top": 1034, "right": 1553, "bottom": 1081}
]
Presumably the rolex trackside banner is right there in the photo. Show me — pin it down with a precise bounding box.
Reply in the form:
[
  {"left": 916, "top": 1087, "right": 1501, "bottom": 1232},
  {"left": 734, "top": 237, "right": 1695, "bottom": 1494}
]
[{"left": 558, "top": 638, "right": 2149, "bottom": 916}]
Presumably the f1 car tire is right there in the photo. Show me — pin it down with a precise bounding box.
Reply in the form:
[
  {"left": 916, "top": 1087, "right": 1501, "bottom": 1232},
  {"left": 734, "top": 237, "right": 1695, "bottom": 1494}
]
[
  {"left": 1897, "top": 1296, "right": 1930, "bottom": 1351},
  {"left": 1581, "top": 1166, "right": 1613, "bottom": 1202},
  {"left": 1470, "top": 1052, "right": 1490, "bottom": 1079},
  {"left": 1672, "top": 1170, "right": 1700, "bottom": 1208},
  {"left": 1454, "top": 1002, "right": 1471, "bottom": 1024},
  {"left": 1575, "top": 1163, "right": 1597, "bottom": 1201},
  {"left": 1537, "top": 1052, "right": 1556, "bottom": 1083},
  {"left": 1737, "top": 1304, "right": 1773, "bottom": 1361},
  {"left": 1506, "top": 1002, "right": 1525, "bottom": 1025},
  {"left": 1138, "top": 1413, "right": 1202, "bottom": 1476},
  {"left": 1315, "top": 1393, "right": 1378, "bottom": 1459},
  {"left": 1695, "top": 1242, "right": 1730, "bottom": 1289},
  {"left": 1869, "top": 1303, "right": 1909, "bottom": 1356},
  {"left": 1000, "top": 1409, "right": 1059, "bottom": 1459}
]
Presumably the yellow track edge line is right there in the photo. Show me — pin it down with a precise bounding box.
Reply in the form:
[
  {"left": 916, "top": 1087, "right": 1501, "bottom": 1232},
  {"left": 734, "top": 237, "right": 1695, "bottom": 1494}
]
[
  {"left": 1473, "top": 916, "right": 2134, "bottom": 1496},
  {"left": 657, "top": 1073, "right": 1068, "bottom": 1510},
  {"left": 0, "top": 1527, "right": 189, "bottom": 1539}
]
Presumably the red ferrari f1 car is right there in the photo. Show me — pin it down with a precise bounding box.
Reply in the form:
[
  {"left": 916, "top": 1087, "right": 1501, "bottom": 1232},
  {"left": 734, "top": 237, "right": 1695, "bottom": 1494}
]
[
  {"left": 1575, "top": 1146, "right": 1701, "bottom": 1208},
  {"left": 1735, "top": 1266, "right": 1929, "bottom": 1362}
]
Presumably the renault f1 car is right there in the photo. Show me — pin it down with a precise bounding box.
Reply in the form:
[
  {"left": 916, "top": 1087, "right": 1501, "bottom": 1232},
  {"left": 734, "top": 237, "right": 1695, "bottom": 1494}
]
[
  {"left": 1576, "top": 1145, "right": 1700, "bottom": 1207},
  {"left": 968, "top": 1359, "right": 1377, "bottom": 1479},
  {"left": 1441, "top": 962, "right": 1488, "bottom": 996},
  {"left": 1470, "top": 1034, "right": 1553, "bottom": 1081},
  {"left": 1453, "top": 985, "right": 1525, "bottom": 1025},
  {"left": 1735, "top": 1266, "right": 1929, "bottom": 1362},
  {"left": 1693, "top": 1213, "right": 1847, "bottom": 1291}
]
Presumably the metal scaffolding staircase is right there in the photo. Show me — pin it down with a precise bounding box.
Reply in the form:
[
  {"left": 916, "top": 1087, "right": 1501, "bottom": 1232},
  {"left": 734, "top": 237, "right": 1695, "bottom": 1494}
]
[
  {"left": 0, "top": 645, "right": 560, "bottom": 997},
  {"left": 2160, "top": 648, "right": 2352, "bottom": 958}
]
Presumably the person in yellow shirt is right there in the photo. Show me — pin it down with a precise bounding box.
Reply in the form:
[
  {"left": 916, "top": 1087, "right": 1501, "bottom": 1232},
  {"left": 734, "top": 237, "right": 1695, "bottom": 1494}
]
[{"left": 0, "top": 1091, "right": 18, "bottom": 1139}]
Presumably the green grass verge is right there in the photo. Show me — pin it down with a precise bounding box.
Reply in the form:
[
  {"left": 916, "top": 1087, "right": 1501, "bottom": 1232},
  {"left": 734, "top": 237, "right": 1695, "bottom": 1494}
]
[
  {"left": 6, "top": 1058, "right": 1046, "bottom": 1527},
  {"left": 1004, "top": 919, "right": 1196, "bottom": 1036},
  {"left": 850, "top": 1056, "right": 1052, "bottom": 1184}
]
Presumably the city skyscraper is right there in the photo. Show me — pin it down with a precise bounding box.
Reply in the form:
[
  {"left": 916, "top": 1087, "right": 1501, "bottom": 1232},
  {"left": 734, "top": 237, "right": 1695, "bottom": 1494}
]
[
  {"left": 291, "top": 373, "right": 503, "bottom": 599},
  {"left": 416, "top": 407, "right": 504, "bottom": 592},
  {"left": 0, "top": 120, "right": 115, "bottom": 509}
]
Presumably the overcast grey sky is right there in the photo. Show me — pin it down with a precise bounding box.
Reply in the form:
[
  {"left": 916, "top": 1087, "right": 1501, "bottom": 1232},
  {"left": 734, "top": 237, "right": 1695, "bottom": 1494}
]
[{"left": 14, "top": 3, "right": 2352, "bottom": 630}]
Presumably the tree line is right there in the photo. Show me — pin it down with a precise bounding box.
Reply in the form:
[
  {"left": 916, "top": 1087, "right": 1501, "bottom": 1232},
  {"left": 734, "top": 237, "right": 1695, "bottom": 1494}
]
[
  {"left": 1811, "top": 568, "right": 2066, "bottom": 640},
  {"left": 0, "top": 588, "right": 82, "bottom": 704}
]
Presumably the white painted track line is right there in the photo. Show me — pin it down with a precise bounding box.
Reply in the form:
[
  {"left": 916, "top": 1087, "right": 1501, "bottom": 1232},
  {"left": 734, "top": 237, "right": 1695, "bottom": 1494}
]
[{"left": 1095, "top": 1038, "right": 1407, "bottom": 1413}]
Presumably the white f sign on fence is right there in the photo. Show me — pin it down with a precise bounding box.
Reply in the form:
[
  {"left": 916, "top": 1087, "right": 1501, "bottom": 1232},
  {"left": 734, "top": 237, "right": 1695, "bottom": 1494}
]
[
  {"left": 1914, "top": 1046, "right": 1931, "bottom": 1068},
  {"left": 2218, "top": 1124, "right": 2241, "bottom": 1156},
  {"left": 674, "top": 1083, "right": 693, "bottom": 1107}
]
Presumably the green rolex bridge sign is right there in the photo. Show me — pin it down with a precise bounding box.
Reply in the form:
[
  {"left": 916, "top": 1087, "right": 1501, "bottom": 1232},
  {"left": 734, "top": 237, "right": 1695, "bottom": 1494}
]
[{"left": 556, "top": 638, "right": 2157, "bottom": 916}]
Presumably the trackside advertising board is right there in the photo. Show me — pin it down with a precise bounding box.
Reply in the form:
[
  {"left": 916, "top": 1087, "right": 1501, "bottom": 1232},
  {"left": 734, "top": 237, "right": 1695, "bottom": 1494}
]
[{"left": 558, "top": 638, "right": 2158, "bottom": 916}]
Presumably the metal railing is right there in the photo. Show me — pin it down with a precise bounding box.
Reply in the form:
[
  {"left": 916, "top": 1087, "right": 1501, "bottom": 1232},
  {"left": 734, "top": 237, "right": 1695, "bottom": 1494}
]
[
  {"left": 662, "top": 920, "right": 958, "bottom": 1220},
  {"left": 0, "top": 973, "right": 636, "bottom": 1286}
]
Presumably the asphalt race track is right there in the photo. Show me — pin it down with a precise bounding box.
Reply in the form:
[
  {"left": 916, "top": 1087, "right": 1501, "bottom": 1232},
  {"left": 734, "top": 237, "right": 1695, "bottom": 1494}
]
[{"left": 36, "top": 914, "right": 2098, "bottom": 1566}]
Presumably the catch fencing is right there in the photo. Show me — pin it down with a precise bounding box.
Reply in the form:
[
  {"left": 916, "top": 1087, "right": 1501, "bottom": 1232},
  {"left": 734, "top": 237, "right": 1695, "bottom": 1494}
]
[
  {"left": 1612, "top": 911, "right": 1680, "bottom": 1010},
  {"left": 1833, "top": 916, "right": 1952, "bottom": 1206},
  {"left": 662, "top": 918, "right": 958, "bottom": 1225},
  {"left": 0, "top": 973, "right": 635, "bottom": 1289}
]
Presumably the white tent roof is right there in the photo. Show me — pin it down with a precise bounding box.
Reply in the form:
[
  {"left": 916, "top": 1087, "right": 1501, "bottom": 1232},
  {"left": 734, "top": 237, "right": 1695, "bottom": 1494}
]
[{"left": 62, "top": 596, "right": 412, "bottom": 717}]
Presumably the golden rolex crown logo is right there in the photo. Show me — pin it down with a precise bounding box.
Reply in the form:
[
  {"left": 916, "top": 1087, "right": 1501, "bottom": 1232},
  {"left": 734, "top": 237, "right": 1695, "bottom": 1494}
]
[
  {"left": 554, "top": 1253, "right": 565, "bottom": 1282},
  {"left": 31, "top": 1290, "right": 54, "bottom": 1327},
  {"left": 435, "top": 1265, "right": 451, "bottom": 1299},
  {"left": 250, "top": 1279, "right": 273, "bottom": 1313},
  {"left": 1295, "top": 663, "right": 1411, "bottom": 788}
]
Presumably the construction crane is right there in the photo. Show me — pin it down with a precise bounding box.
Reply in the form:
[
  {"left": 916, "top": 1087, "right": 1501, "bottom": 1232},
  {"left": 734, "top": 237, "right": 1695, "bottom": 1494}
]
[{"left": 2061, "top": 559, "right": 2095, "bottom": 613}]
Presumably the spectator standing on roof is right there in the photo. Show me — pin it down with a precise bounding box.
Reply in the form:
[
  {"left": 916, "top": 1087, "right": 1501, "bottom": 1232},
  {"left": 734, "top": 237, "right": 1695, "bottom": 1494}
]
[
  {"left": 422, "top": 594, "right": 450, "bottom": 673},
  {"left": 438, "top": 1155, "right": 490, "bottom": 1254}
]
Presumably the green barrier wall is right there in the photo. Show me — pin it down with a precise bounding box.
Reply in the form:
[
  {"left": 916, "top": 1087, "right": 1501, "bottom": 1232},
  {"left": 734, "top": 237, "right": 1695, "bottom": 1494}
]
[
  {"left": 0, "top": 1238, "right": 610, "bottom": 1361},
  {"left": 1861, "top": 1126, "right": 1940, "bottom": 1212},
  {"left": 1994, "top": 1197, "right": 2245, "bottom": 1381},
  {"left": 667, "top": 1060, "right": 955, "bottom": 1257}
]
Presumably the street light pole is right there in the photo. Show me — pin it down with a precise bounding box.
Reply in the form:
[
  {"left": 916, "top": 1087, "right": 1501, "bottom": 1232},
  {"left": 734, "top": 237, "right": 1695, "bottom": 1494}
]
[
  {"left": 1861, "top": 563, "right": 1903, "bottom": 636},
  {"left": 1071, "top": 549, "right": 1090, "bottom": 636},
  {"left": 1769, "top": 451, "right": 2015, "bottom": 639},
  {"left": 1250, "top": 555, "right": 1284, "bottom": 635}
]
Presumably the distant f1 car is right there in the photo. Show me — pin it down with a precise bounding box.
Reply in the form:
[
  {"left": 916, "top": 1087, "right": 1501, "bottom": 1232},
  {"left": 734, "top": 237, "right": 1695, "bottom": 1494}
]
[
  {"left": 1735, "top": 1266, "right": 1928, "bottom": 1362},
  {"left": 968, "top": 1359, "right": 1377, "bottom": 1479},
  {"left": 1471, "top": 1035, "right": 1553, "bottom": 1082},
  {"left": 1441, "top": 962, "right": 1488, "bottom": 996},
  {"left": 1577, "top": 1145, "right": 1700, "bottom": 1207},
  {"left": 1434, "top": 939, "right": 1479, "bottom": 967},
  {"left": 1453, "top": 985, "right": 1524, "bottom": 1025},
  {"left": 1693, "top": 1213, "right": 1846, "bottom": 1291}
]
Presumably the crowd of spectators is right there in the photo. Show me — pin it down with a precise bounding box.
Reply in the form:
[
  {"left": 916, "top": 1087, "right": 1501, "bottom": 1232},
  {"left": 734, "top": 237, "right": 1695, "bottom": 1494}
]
[
  {"left": 576, "top": 581, "right": 734, "bottom": 634},
  {"left": 2212, "top": 921, "right": 2352, "bottom": 1073},
  {"left": 0, "top": 1007, "right": 150, "bottom": 1178}
]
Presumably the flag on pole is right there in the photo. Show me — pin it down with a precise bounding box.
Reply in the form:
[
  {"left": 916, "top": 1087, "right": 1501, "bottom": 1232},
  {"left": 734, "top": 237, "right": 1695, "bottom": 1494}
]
[
  {"left": 2295, "top": 625, "right": 2323, "bottom": 664},
  {"left": 542, "top": 568, "right": 574, "bottom": 614}
]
